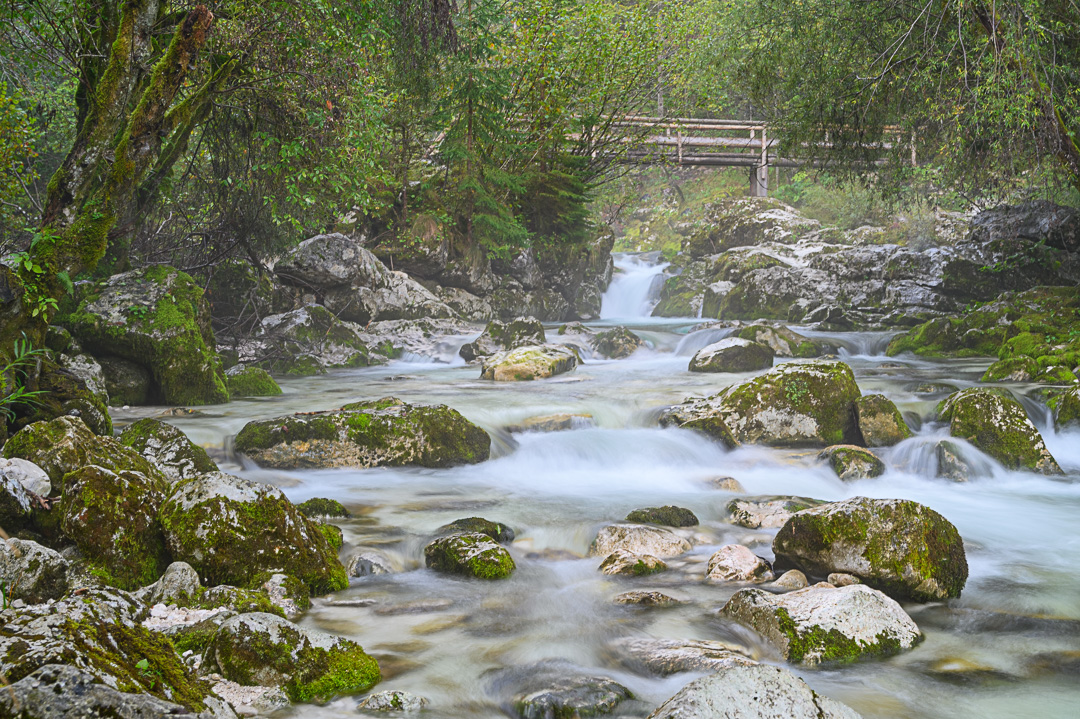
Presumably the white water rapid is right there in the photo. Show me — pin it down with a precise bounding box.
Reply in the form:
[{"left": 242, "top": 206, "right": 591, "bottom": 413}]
[
  {"left": 599, "top": 253, "right": 668, "bottom": 319},
  {"left": 114, "top": 289, "right": 1080, "bottom": 719}
]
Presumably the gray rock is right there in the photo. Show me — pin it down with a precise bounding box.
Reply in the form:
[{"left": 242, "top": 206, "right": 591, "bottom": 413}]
[
  {"left": 854, "top": 394, "right": 912, "bottom": 447},
  {"left": 726, "top": 496, "right": 826, "bottom": 529},
  {"left": 0, "top": 470, "right": 34, "bottom": 532},
  {"left": 721, "top": 583, "right": 922, "bottom": 665},
  {"left": 647, "top": 663, "right": 862, "bottom": 719},
  {"left": 58, "top": 352, "right": 110, "bottom": 406},
  {"left": 138, "top": 561, "right": 202, "bottom": 606},
  {"left": 460, "top": 318, "right": 546, "bottom": 361},
  {"left": 936, "top": 440, "right": 972, "bottom": 482},
  {"left": 365, "top": 271, "right": 455, "bottom": 322},
  {"left": 689, "top": 337, "right": 774, "bottom": 373},
  {"left": 772, "top": 569, "right": 809, "bottom": 590},
  {"left": 489, "top": 661, "right": 633, "bottom": 719},
  {"left": 243, "top": 305, "right": 382, "bottom": 376},
  {"left": 348, "top": 550, "right": 396, "bottom": 577},
  {"left": 355, "top": 317, "right": 476, "bottom": 361},
  {"left": 589, "top": 524, "right": 692, "bottom": 559},
  {"left": 0, "top": 538, "right": 69, "bottom": 603},
  {"left": 480, "top": 344, "right": 578, "bottom": 381},
  {"left": 599, "top": 549, "right": 668, "bottom": 576},
  {"left": 435, "top": 285, "right": 495, "bottom": 321},
  {"left": 120, "top": 418, "right": 219, "bottom": 485},
  {"left": 358, "top": 690, "right": 429, "bottom": 712},
  {"left": 705, "top": 545, "right": 774, "bottom": 583},
  {"left": 98, "top": 355, "right": 152, "bottom": 406},
  {"left": 276, "top": 233, "right": 389, "bottom": 290},
  {"left": 612, "top": 591, "right": 680, "bottom": 606},
  {"left": 591, "top": 326, "right": 644, "bottom": 359},
  {"left": 606, "top": 637, "right": 755, "bottom": 676},
  {"left": 0, "top": 664, "right": 209, "bottom": 719},
  {"left": 259, "top": 572, "right": 310, "bottom": 620},
  {"left": 828, "top": 573, "right": 861, "bottom": 587},
  {"left": 818, "top": 445, "right": 886, "bottom": 481},
  {"left": 0, "top": 456, "right": 51, "bottom": 496}
]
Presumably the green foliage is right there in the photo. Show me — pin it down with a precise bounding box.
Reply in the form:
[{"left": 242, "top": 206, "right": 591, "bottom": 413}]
[{"left": 0, "top": 334, "right": 48, "bottom": 422}]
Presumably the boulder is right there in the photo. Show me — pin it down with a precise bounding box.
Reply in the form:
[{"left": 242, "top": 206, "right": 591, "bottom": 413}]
[
  {"left": 647, "top": 663, "right": 861, "bottom": 719},
  {"left": 689, "top": 337, "right": 774, "bottom": 373},
  {"left": 204, "top": 612, "right": 380, "bottom": 703},
  {"left": 233, "top": 399, "right": 490, "bottom": 469},
  {"left": 365, "top": 271, "right": 455, "bottom": 322},
  {"left": 460, "top": 318, "right": 546, "bottom": 361},
  {"left": 938, "top": 388, "right": 1062, "bottom": 474},
  {"left": 0, "top": 471, "right": 33, "bottom": 532},
  {"left": 139, "top": 561, "right": 202, "bottom": 607},
  {"left": 0, "top": 587, "right": 214, "bottom": 711},
  {"left": 591, "top": 327, "right": 643, "bottom": 359},
  {"left": 588, "top": 524, "right": 691, "bottom": 559},
  {"left": 488, "top": 661, "right": 632, "bottom": 719},
  {"left": 297, "top": 497, "right": 350, "bottom": 518},
  {"left": 734, "top": 324, "right": 826, "bottom": 358},
  {"left": 1051, "top": 387, "right": 1080, "bottom": 430},
  {"left": 0, "top": 664, "right": 206, "bottom": 719},
  {"left": 275, "top": 232, "right": 389, "bottom": 290},
  {"left": 435, "top": 516, "right": 515, "bottom": 544},
  {"left": 0, "top": 456, "right": 51, "bottom": 496},
  {"left": 159, "top": 472, "right": 347, "bottom": 594},
  {"left": 625, "top": 506, "right": 698, "bottom": 527},
  {"left": 3, "top": 416, "right": 166, "bottom": 491},
  {"left": 245, "top": 305, "right": 382, "bottom": 376},
  {"left": 726, "top": 496, "right": 826, "bottom": 529},
  {"left": 59, "top": 465, "right": 169, "bottom": 590},
  {"left": 225, "top": 365, "right": 282, "bottom": 398},
  {"left": 818, "top": 445, "right": 886, "bottom": 481},
  {"left": 854, "top": 394, "right": 912, "bottom": 446},
  {"left": 773, "top": 569, "right": 809, "bottom": 590},
  {"left": 355, "top": 317, "right": 475, "bottom": 360},
  {"left": 424, "top": 532, "right": 515, "bottom": 579},
  {"left": 480, "top": 344, "right": 578, "bottom": 381},
  {"left": 57, "top": 352, "right": 109, "bottom": 405},
  {"left": 935, "top": 440, "right": 973, "bottom": 482},
  {"left": 606, "top": 638, "right": 755, "bottom": 677},
  {"left": 435, "top": 286, "right": 495, "bottom": 321},
  {"left": 612, "top": 591, "right": 679, "bottom": 606},
  {"left": 772, "top": 497, "right": 968, "bottom": 602},
  {"left": 26, "top": 356, "right": 113, "bottom": 436},
  {"left": 598, "top": 549, "right": 667, "bottom": 576},
  {"left": 661, "top": 361, "right": 862, "bottom": 447},
  {"left": 358, "top": 690, "right": 429, "bottom": 712},
  {"left": 98, "top": 355, "right": 152, "bottom": 405},
  {"left": 0, "top": 538, "right": 68, "bottom": 603},
  {"left": 347, "top": 550, "right": 396, "bottom": 577},
  {"left": 720, "top": 583, "right": 921, "bottom": 665},
  {"left": 64, "top": 266, "right": 228, "bottom": 405},
  {"left": 705, "top": 545, "right": 774, "bottom": 583},
  {"left": 120, "top": 418, "right": 219, "bottom": 485}
]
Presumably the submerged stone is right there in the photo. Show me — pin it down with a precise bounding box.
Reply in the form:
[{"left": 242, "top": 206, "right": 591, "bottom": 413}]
[
  {"left": 480, "top": 344, "right": 579, "bottom": 381},
  {"left": 591, "top": 326, "right": 643, "bottom": 359},
  {"left": 625, "top": 506, "right": 699, "bottom": 527},
  {"left": 489, "top": 661, "right": 633, "bottom": 719},
  {"left": 436, "top": 516, "right": 515, "bottom": 544},
  {"left": 853, "top": 394, "right": 912, "bottom": 447},
  {"left": 818, "top": 445, "right": 886, "bottom": 481},
  {"left": 599, "top": 549, "right": 667, "bottom": 577},
  {"left": 424, "top": 532, "right": 515, "bottom": 579},
  {"left": 726, "top": 496, "right": 826, "bottom": 529},
  {"left": 606, "top": 637, "right": 755, "bottom": 677},
  {"left": 459, "top": 317, "right": 546, "bottom": 361},
  {"left": 688, "top": 337, "right": 774, "bottom": 373},
  {"left": 705, "top": 545, "right": 774, "bottom": 583},
  {"left": 588, "top": 524, "right": 691, "bottom": 559},
  {"left": 226, "top": 365, "right": 283, "bottom": 397},
  {"left": 772, "top": 497, "right": 968, "bottom": 602},
  {"left": 234, "top": 399, "right": 490, "bottom": 469}
]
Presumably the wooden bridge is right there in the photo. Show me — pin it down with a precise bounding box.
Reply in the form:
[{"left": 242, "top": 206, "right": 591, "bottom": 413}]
[{"left": 589, "top": 116, "right": 910, "bottom": 197}]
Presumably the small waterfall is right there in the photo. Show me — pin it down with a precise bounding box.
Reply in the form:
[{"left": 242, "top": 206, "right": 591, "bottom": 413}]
[
  {"left": 675, "top": 326, "right": 734, "bottom": 356},
  {"left": 599, "top": 252, "right": 668, "bottom": 319}
]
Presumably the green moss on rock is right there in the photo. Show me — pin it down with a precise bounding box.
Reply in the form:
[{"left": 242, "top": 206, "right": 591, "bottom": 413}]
[
  {"left": 818, "top": 445, "right": 885, "bottom": 481},
  {"left": 318, "top": 523, "right": 344, "bottom": 550},
  {"left": 424, "top": 532, "right": 515, "bottom": 579},
  {"left": 772, "top": 497, "right": 968, "bottom": 602},
  {"left": 625, "top": 506, "right": 699, "bottom": 527},
  {"left": 119, "top": 418, "right": 218, "bottom": 484},
  {"left": 853, "top": 394, "right": 912, "bottom": 447},
  {"left": 297, "top": 497, "right": 351, "bottom": 518},
  {"left": 233, "top": 399, "right": 490, "bottom": 469},
  {"left": 225, "top": 365, "right": 283, "bottom": 398},
  {"left": 436, "top": 516, "right": 515, "bottom": 544},
  {"left": 938, "top": 388, "right": 1062, "bottom": 474}
]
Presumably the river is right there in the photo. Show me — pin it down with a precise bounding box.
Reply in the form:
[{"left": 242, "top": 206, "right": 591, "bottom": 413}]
[{"left": 116, "top": 253, "right": 1080, "bottom": 718}]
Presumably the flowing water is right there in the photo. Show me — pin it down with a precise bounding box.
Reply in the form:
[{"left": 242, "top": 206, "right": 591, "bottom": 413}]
[
  {"left": 116, "top": 254, "right": 1080, "bottom": 718},
  {"left": 599, "top": 253, "right": 669, "bottom": 320}
]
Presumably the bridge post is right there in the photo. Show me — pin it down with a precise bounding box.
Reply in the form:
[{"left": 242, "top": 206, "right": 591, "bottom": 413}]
[{"left": 750, "top": 128, "right": 769, "bottom": 197}]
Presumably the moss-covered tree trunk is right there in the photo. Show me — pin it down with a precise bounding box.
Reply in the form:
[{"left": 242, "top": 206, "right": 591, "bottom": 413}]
[{"left": 0, "top": 3, "right": 218, "bottom": 427}]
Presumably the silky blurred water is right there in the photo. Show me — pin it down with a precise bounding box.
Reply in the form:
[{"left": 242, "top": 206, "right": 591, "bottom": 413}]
[{"left": 113, "top": 276, "right": 1080, "bottom": 718}]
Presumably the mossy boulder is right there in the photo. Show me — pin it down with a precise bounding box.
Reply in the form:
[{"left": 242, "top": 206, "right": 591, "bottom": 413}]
[
  {"left": 59, "top": 465, "right": 170, "bottom": 590},
  {"left": 203, "top": 612, "right": 380, "bottom": 703},
  {"left": 63, "top": 266, "right": 229, "bottom": 406},
  {"left": 772, "top": 497, "right": 969, "bottom": 602},
  {"left": 98, "top": 355, "right": 152, "bottom": 406},
  {"left": 1050, "top": 387, "right": 1080, "bottom": 430},
  {"left": 981, "top": 356, "right": 1040, "bottom": 382},
  {"left": 591, "top": 327, "right": 644, "bottom": 359},
  {"left": 625, "top": 506, "right": 699, "bottom": 527},
  {"left": 233, "top": 399, "right": 490, "bottom": 469},
  {"left": 225, "top": 365, "right": 282, "bottom": 398},
  {"left": 119, "top": 418, "right": 218, "bottom": 485},
  {"left": 0, "top": 538, "right": 69, "bottom": 603},
  {"left": 688, "top": 337, "right": 774, "bottom": 373},
  {"left": 424, "top": 532, "right": 516, "bottom": 579},
  {"left": 459, "top": 317, "right": 546, "bottom": 361},
  {"left": 662, "top": 361, "right": 862, "bottom": 448},
  {"left": 251, "top": 305, "right": 383, "bottom": 376},
  {"left": 0, "top": 587, "right": 213, "bottom": 711},
  {"left": 3, "top": 416, "right": 166, "bottom": 491},
  {"left": 24, "top": 356, "right": 113, "bottom": 436},
  {"left": 297, "top": 497, "right": 351, "bottom": 518},
  {"left": 853, "top": 394, "right": 912, "bottom": 447},
  {"left": 158, "top": 472, "right": 347, "bottom": 595},
  {"left": 719, "top": 584, "right": 921, "bottom": 665},
  {"left": 479, "top": 344, "right": 578, "bottom": 381},
  {"left": 436, "top": 516, "right": 515, "bottom": 544},
  {"left": 938, "top": 388, "right": 1062, "bottom": 474},
  {"left": 818, "top": 445, "right": 885, "bottom": 481},
  {"left": 734, "top": 324, "right": 826, "bottom": 358}
]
